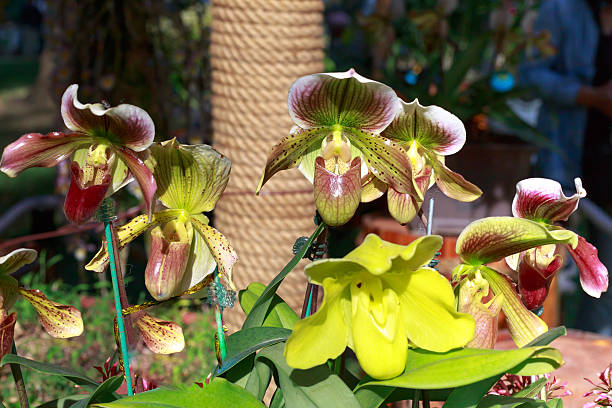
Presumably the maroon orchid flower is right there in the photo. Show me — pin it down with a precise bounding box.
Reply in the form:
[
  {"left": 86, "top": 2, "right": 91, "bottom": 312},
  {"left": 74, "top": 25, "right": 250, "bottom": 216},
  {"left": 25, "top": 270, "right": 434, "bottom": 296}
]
[{"left": 0, "top": 85, "right": 156, "bottom": 224}]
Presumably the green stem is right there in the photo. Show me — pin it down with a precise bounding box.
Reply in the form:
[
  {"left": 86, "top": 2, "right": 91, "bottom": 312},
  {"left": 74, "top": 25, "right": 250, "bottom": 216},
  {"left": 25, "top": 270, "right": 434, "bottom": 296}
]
[
  {"left": 9, "top": 342, "right": 29, "bottom": 408},
  {"left": 422, "top": 390, "right": 431, "bottom": 408},
  {"left": 411, "top": 389, "right": 421, "bottom": 408}
]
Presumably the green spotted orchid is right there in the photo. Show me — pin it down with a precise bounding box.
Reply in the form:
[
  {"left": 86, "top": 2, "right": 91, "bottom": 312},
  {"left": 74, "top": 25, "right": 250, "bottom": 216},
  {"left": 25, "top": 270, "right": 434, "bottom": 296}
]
[
  {"left": 86, "top": 139, "right": 237, "bottom": 301},
  {"left": 0, "top": 249, "right": 83, "bottom": 359},
  {"left": 256, "top": 69, "right": 417, "bottom": 226},
  {"left": 380, "top": 99, "right": 482, "bottom": 224},
  {"left": 454, "top": 216, "right": 579, "bottom": 347},
  {"left": 284, "top": 234, "right": 475, "bottom": 380}
]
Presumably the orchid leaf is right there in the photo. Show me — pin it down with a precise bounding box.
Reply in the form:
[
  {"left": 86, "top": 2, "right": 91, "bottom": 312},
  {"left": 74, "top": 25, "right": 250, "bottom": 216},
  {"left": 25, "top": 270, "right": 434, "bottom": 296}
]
[
  {"left": 239, "top": 282, "right": 299, "bottom": 329},
  {"left": 313, "top": 157, "right": 361, "bottom": 226},
  {"left": 444, "top": 376, "right": 502, "bottom": 408},
  {"left": 524, "top": 326, "right": 566, "bottom": 347},
  {"left": 135, "top": 313, "right": 185, "bottom": 354},
  {"left": 18, "top": 288, "right": 83, "bottom": 338},
  {"left": 80, "top": 375, "right": 123, "bottom": 406},
  {"left": 456, "top": 217, "right": 578, "bottom": 265},
  {"left": 476, "top": 395, "right": 557, "bottom": 407}
]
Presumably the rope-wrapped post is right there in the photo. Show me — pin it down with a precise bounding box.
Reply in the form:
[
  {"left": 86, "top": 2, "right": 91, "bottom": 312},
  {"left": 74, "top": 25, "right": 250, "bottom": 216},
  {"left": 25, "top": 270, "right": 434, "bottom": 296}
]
[{"left": 211, "top": 0, "right": 325, "bottom": 330}]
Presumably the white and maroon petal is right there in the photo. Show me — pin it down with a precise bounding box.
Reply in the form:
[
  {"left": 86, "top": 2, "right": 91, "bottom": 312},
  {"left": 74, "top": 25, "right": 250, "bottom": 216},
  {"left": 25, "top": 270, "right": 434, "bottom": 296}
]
[
  {"left": 288, "top": 69, "right": 400, "bottom": 132},
  {"left": 566, "top": 235, "right": 609, "bottom": 298},
  {"left": 313, "top": 157, "right": 361, "bottom": 226},
  {"left": 64, "top": 162, "right": 112, "bottom": 224},
  {"left": 0, "top": 312, "right": 16, "bottom": 359},
  {"left": 0, "top": 132, "right": 90, "bottom": 177},
  {"left": 516, "top": 246, "right": 563, "bottom": 310},
  {"left": 382, "top": 99, "right": 466, "bottom": 156},
  {"left": 512, "top": 178, "right": 586, "bottom": 222},
  {"left": 114, "top": 147, "right": 157, "bottom": 219}
]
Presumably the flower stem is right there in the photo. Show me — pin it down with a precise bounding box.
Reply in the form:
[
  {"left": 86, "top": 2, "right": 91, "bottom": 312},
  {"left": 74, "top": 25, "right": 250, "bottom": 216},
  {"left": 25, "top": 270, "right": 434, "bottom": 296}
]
[
  {"left": 9, "top": 342, "right": 29, "bottom": 408},
  {"left": 300, "top": 225, "right": 328, "bottom": 318},
  {"left": 411, "top": 389, "right": 421, "bottom": 408}
]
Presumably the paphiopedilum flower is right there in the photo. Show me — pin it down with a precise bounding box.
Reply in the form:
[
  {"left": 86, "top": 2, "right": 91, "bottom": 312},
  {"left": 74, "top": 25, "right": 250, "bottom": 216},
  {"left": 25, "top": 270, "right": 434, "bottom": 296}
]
[
  {"left": 0, "top": 249, "right": 83, "bottom": 359},
  {"left": 455, "top": 216, "right": 579, "bottom": 347},
  {"left": 86, "top": 139, "right": 237, "bottom": 301},
  {"left": 284, "top": 234, "right": 475, "bottom": 380},
  {"left": 0, "top": 85, "right": 156, "bottom": 224},
  {"left": 507, "top": 178, "right": 608, "bottom": 309},
  {"left": 256, "top": 69, "right": 417, "bottom": 226},
  {"left": 381, "top": 99, "right": 482, "bottom": 224}
]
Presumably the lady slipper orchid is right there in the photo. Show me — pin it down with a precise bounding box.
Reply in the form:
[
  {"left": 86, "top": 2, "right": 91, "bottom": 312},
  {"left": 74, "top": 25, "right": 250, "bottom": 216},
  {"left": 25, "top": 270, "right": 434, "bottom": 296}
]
[
  {"left": 507, "top": 178, "right": 608, "bottom": 308},
  {"left": 381, "top": 99, "right": 482, "bottom": 223},
  {"left": 256, "top": 69, "right": 417, "bottom": 226},
  {"left": 284, "top": 234, "right": 475, "bottom": 380},
  {"left": 0, "top": 249, "right": 83, "bottom": 359},
  {"left": 455, "top": 216, "right": 579, "bottom": 347},
  {"left": 86, "top": 139, "right": 237, "bottom": 301},
  {"left": 0, "top": 85, "right": 156, "bottom": 224}
]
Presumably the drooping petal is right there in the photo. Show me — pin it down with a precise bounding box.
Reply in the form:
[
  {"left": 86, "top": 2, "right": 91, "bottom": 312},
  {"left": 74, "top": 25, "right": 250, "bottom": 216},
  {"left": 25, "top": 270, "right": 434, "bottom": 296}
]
[
  {"left": 134, "top": 313, "right": 185, "bottom": 354},
  {"left": 114, "top": 147, "right": 157, "bottom": 218},
  {"left": 387, "top": 167, "right": 431, "bottom": 224},
  {"left": 0, "top": 312, "right": 16, "bottom": 359},
  {"left": 0, "top": 132, "right": 90, "bottom": 177},
  {"left": 566, "top": 235, "right": 609, "bottom": 298},
  {"left": 150, "top": 139, "right": 231, "bottom": 214},
  {"left": 360, "top": 171, "right": 387, "bottom": 202},
  {"left": 381, "top": 99, "right": 466, "bottom": 155},
  {"left": 86, "top": 209, "right": 185, "bottom": 272},
  {"left": 190, "top": 215, "right": 238, "bottom": 290},
  {"left": 180, "top": 226, "right": 217, "bottom": 292},
  {"left": 18, "top": 288, "right": 83, "bottom": 338},
  {"left": 0, "top": 248, "right": 37, "bottom": 275},
  {"left": 145, "top": 220, "right": 193, "bottom": 301},
  {"left": 313, "top": 156, "right": 361, "bottom": 226},
  {"left": 430, "top": 156, "right": 482, "bottom": 202},
  {"left": 456, "top": 216, "right": 578, "bottom": 265},
  {"left": 288, "top": 69, "right": 400, "bottom": 132},
  {"left": 256, "top": 127, "right": 327, "bottom": 193},
  {"left": 383, "top": 267, "right": 475, "bottom": 352},
  {"left": 516, "top": 245, "right": 563, "bottom": 309},
  {"left": 64, "top": 161, "right": 112, "bottom": 224},
  {"left": 0, "top": 275, "right": 19, "bottom": 311},
  {"left": 349, "top": 275, "right": 407, "bottom": 379},
  {"left": 61, "top": 84, "right": 154, "bottom": 151},
  {"left": 480, "top": 266, "right": 548, "bottom": 347},
  {"left": 512, "top": 178, "right": 586, "bottom": 222},
  {"left": 348, "top": 130, "right": 416, "bottom": 196},
  {"left": 284, "top": 276, "right": 351, "bottom": 370}
]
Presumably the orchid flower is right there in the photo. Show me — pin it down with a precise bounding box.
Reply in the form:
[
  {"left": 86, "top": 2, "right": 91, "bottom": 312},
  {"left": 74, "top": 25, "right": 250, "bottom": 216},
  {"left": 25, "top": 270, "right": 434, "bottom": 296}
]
[
  {"left": 256, "top": 69, "right": 417, "bottom": 226},
  {"left": 454, "top": 216, "right": 579, "bottom": 347},
  {"left": 0, "top": 85, "right": 156, "bottom": 224},
  {"left": 0, "top": 249, "right": 83, "bottom": 359},
  {"left": 381, "top": 99, "right": 482, "bottom": 223},
  {"left": 284, "top": 234, "right": 475, "bottom": 380},
  {"left": 86, "top": 139, "right": 237, "bottom": 301},
  {"left": 506, "top": 178, "right": 608, "bottom": 309}
]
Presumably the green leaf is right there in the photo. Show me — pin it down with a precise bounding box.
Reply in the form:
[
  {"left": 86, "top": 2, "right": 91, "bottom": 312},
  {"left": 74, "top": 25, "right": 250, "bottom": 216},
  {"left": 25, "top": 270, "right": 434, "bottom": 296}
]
[
  {"left": 242, "top": 222, "right": 326, "bottom": 329},
  {"left": 353, "top": 386, "right": 394, "bottom": 408},
  {"left": 93, "top": 380, "right": 266, "bottom": 408},
  {"left": 217, "top": 327, "right": 292, "bottom": 375},
  {"left": 83, "top": 375, "right": 123, "bottom": 405},
  {"left": 36, "top": 394, "right": 88, "bottom": 408},
  {"left": 513, "top": 377, "right": 547, "bottom": 398},
  {"left": 269, "top": 388, "right": 286, "bottom": 408},
  {"left": 1, "top": 354, "right": 99, "bottom": 390},
  {"left": 476, "top": 394, "right": 550, "bottom": 408},
  {"left": 444, "top": 376, "right": 501, "bottom": 408},
  {"left": 356, "top": 346, "right": 562, "bottom": 390},
  {"left": 239, "top": 282, "right": 299, "bottom": 329},
  {"left": 443, "top": 36, "right": 488, "bottom": 96},
  {"left": 524, "top": 327, "right": 566, "bottom": 347},
  {"left": 258, "top": 343, "right": 361, "bottom": 408},
  {"left": 245, "top": 358, "right": 273, "bottom": 401}
]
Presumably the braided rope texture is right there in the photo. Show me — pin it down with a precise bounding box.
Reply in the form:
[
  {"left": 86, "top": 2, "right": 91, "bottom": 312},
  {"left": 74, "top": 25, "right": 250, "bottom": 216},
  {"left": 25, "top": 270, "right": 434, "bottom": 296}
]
[{"left": 211, "top": 0, "right": 324, "bottom": 331}]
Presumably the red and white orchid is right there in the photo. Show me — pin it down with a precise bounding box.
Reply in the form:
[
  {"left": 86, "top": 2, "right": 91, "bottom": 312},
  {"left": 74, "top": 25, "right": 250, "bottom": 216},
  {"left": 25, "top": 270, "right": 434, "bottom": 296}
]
[
  {"left": 506, "top": 178, "right": 608, "bottom": 309},
  {"left": 0, "top": 85, "right": 156, "bottom": 224},
  {"left": 257, "top": 69, "right": 417, "bottom": 226}
]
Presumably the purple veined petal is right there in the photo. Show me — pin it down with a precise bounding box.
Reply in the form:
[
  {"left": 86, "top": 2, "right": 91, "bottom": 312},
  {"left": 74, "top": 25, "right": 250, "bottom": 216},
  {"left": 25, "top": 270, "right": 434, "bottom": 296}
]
[
  {"left": 0, "top": 312, "right": 16, "bottom": 360},
  {"left": 313, "top": 156, "right": 362, "bottom": 226},
  {"left": 387, "top": 167, "right": 431, "bottom": 225},
  {"left": 288, "top": 69, "right": 400, "bottom": 132},
  {"left": 18, "top": 288, "right": 83, "bottom": 338},
  {"left": 382, "top": 99, "right": 466, "bottom": 156},
  {"left": 512, "top": 177, "right": 586, "bottom": 222},
  {"left": 64, "top": 161, "right": 112, "bottom": 224},
  {"left": 515, "top": 246, "right": 563, "bottom": 310},
  {"left": 134, "top": 313, "right": 185, "bottom": 354},
  {"left": 256, "top": 127, "right": 328, "bottom": 194},
  {"left": 61, "top": 84, "right": 154, "bottom": 151},
  {"left": 566, "top": 235, "right": 609, "bottom": 298},
  {"left": 0, "top": 132, "right": 91, "bottom": 177},
  {"left": 114, "top": 147, "right": 157, "bottom": 219},
  {"left": 430, "top": 156, "right": 482, "bottom": 202}
]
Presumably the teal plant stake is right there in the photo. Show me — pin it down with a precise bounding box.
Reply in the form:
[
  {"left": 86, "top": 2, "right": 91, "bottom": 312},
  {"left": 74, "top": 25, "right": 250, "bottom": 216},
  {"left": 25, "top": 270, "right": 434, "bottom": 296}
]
[
  {"left": 207, "top": 267, "right": 236, "bottom": 368},
  {"left": 97, "top": 199, "right": 133, "bottom": 395},
  {"left": 426, "top": 198, "right": 440, "bottom": 270}
]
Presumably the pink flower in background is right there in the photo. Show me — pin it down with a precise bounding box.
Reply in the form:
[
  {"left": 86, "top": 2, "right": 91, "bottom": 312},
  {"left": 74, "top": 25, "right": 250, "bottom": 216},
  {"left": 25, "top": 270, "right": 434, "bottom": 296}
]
[{"left": 584, "top": 364, "right": 612, "bottom": 407}]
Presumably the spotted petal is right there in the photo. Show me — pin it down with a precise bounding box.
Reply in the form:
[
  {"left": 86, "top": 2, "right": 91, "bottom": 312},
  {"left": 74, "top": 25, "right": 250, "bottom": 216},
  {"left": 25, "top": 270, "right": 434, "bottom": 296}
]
[
  {"left": 0, "top": 312, "right": 16, "bottom": 359},
  {"left": 0, "top": 132, "right": 91, "bottom": 177},
  {"left": 0, "top": 248, "right": 37, "bottom": 275},
  {"left": 18, "top": 288, "right": 83, "bottom": 338},
  {"left": 135, "top": 313, "right": 185, "bottom": 354},
  {"left": 61, "top": 85, "right": 154, "bottom": 151},
  {"left": 566, "top": 235, "right": 609, "bottom": 298},
  {"left": 382, "top": 99, "right": 466, "bottom": 155},
  {"left": 512, "top": 178, "right": 586, "bottom": 222},
  {"left": 288, "top": 69, "right": 400, "bottom": 132},
  {"left": 313, "top": 157, "right": 361, "bottom": 226},
  {"left": 456, "top": 217, "right": 578, "bottom": 265}
]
